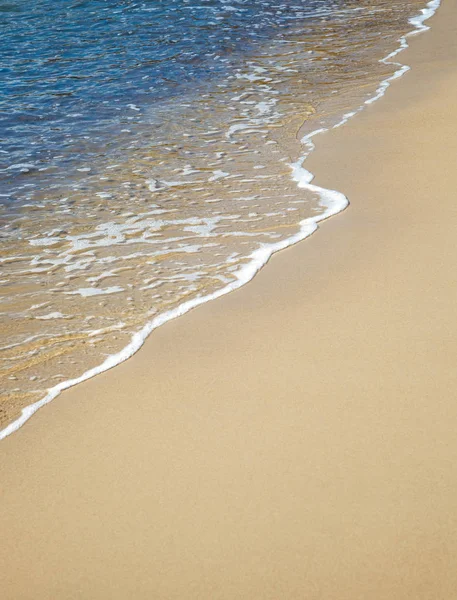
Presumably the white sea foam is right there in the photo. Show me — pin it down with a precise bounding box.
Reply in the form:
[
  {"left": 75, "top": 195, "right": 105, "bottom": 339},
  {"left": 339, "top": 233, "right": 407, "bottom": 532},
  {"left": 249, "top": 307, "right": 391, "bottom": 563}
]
[
  {"left": 29, "top": 237, "right": 61, "bottom": 247},
  {"left": 0, "top": 0, "right": 441, "bottom": 441},
  {"left": 208, "top": 170, "right": 230, "bottom": 181},
  {"left": 7, "top": 163, "right": 36, "bottom": 171},
  {"left": 65, "top": 286, "right": 124, "bottom": 297}
]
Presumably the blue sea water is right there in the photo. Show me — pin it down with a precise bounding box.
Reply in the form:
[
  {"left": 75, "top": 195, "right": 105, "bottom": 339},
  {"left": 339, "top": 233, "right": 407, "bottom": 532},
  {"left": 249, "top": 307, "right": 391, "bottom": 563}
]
[{"left": 0, "top": 0, "right": 342, "bottom": 199}]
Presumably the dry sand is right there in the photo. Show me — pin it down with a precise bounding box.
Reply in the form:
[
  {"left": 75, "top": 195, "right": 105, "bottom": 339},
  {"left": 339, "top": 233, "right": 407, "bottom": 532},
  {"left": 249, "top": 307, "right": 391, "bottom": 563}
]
[{"left": 1, "top": 1, "right": 457, "bottom": 598}]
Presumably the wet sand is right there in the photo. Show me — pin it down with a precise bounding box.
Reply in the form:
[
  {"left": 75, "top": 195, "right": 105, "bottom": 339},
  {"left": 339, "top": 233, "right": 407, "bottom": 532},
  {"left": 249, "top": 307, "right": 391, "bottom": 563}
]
[{"left": 1, "top": 1, "right": 457, "bottom": 598}]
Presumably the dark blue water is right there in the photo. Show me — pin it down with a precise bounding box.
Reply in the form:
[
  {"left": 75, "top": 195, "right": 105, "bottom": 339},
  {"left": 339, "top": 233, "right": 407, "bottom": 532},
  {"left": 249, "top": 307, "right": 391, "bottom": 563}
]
[{"left": 0, "top": 0, "right": 341, "bottom": 200}]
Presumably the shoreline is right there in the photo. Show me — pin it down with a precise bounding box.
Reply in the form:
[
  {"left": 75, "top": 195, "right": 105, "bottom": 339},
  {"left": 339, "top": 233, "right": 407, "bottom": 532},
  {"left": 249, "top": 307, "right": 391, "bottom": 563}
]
[
  {"left": 2, "top": 0, "right": 457, "bottom": 598},
  {"left": 0, "top": 0, "right": 440, "bottom": 440}
]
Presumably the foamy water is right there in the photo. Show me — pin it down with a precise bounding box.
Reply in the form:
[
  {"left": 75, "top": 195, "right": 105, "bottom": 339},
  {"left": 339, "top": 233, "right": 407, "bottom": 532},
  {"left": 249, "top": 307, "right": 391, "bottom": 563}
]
[{"left": 0, "top": 0, "right": 441, "bottom": 438}]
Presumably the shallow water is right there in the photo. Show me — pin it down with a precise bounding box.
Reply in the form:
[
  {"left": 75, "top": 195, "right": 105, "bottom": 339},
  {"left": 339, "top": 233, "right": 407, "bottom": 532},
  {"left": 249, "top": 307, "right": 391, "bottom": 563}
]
[{"left": 1, "top": 0, "right": 431, "bottom": 429}]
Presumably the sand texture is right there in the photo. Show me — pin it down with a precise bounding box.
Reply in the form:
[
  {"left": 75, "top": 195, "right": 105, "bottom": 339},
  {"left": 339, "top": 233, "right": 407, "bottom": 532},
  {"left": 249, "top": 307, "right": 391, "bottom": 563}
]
[{"left": 1, "top": 1, "right": 457, "bottom": 598}]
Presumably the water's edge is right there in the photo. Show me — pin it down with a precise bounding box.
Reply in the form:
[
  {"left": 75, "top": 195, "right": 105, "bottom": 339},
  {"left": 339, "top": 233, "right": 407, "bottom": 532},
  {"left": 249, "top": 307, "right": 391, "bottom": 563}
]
[{"left": 0, "top": 0, "right": 441, "bottom": 441}]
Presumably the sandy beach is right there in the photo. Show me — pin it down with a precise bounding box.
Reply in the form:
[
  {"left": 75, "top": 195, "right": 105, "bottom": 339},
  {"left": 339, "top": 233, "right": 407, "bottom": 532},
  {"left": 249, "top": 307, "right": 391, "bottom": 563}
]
[{"left": 1, "top": 1, "right": 457, "bottom": 598}]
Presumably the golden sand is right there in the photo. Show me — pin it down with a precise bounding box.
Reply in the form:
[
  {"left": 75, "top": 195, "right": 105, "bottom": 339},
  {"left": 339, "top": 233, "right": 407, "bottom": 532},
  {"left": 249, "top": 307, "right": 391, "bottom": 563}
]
[{"left": 1, "top": 1, "right": 457, "bottom": 598}]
